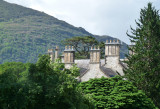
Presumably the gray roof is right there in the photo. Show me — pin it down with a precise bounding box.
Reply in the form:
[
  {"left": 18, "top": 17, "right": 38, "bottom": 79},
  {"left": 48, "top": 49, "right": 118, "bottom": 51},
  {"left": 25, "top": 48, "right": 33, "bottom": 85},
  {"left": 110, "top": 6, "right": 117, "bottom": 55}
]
[
  {"left": 75, "top": 59, "right": 117, "bottom": 77},
  {"left": 100, "top": 65, "right": 117, "bottom": 77},
  {"left": 75, "top": 59, "right": 89, "bottom": 77}
]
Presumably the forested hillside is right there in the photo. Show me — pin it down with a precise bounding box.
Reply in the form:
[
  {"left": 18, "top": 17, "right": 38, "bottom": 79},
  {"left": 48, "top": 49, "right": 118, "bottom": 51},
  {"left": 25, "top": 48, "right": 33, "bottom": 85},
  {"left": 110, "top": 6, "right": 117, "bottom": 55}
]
[{"left": 0, "top": 0, "right": 128, "bottom": 64}]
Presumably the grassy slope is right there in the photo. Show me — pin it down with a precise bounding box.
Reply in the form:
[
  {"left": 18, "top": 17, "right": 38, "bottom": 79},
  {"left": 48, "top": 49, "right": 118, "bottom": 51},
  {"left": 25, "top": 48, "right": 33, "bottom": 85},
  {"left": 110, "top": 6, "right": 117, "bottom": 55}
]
[{"left": 0, "top": 0, "right": 128, "bottom": 64}]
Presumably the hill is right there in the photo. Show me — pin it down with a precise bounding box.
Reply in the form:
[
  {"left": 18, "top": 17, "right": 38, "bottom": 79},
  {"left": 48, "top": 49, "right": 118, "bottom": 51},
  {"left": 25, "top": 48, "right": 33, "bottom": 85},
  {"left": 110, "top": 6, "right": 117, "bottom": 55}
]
[{"left": 0, "top": 0, "right": 128, "bottom": 64}]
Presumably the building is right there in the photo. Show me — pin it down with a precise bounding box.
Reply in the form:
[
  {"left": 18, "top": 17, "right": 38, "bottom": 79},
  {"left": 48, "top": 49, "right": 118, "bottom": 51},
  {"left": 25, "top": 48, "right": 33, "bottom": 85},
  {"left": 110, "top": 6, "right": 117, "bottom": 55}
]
[{"left": 48, "top": 40, "right": 126, "bottom": 82}]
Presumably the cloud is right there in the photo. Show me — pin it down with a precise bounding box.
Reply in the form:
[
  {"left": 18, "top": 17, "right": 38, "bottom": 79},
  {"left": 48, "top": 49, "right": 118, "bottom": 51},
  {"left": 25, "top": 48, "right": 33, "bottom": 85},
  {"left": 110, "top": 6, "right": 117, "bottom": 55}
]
[{"left": 4, "top": 0, "right": 160, "bottom": 44}]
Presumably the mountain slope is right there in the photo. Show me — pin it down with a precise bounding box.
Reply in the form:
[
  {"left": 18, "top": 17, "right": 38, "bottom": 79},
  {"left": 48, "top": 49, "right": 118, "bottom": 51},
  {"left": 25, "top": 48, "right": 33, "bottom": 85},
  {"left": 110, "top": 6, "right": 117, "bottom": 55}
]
[{"left": 0, "top": 0, "right": 128, "bottom": 64}]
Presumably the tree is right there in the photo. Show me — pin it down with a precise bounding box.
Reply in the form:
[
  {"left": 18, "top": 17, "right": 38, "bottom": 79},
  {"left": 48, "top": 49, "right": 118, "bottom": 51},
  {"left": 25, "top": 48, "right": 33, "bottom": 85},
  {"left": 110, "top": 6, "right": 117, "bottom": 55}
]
[
  {"left": 125, "top": 3, "right": 160, "bottom": 107},
  {"left": 78, "top": 76, "right": 157, "bottom": 109},
  {"left": 27, "top": 55, "right": 93, "bottom": 109},
  {"left": 98, "top": 41, "right": 105, "bottom": 58},
  {"left": 0, "top": 56, "right": 94, "bottom": 109},
  {"left": 0, "top": 62, "right": 30, "bottom": 109},
  {"left": 63, "top": 36, "right": 99, "bottom": 59}
]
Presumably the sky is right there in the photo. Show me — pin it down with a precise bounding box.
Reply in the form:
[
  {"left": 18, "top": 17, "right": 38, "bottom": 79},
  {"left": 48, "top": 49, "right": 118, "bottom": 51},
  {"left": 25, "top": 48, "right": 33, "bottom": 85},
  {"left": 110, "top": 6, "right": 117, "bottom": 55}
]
[{"left": 4, "top": 0, "right": 160, "bottom": 44}]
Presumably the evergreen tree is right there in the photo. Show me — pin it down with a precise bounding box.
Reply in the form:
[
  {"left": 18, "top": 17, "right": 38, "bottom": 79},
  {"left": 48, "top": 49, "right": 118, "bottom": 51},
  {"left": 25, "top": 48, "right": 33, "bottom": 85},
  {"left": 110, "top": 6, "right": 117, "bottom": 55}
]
[{"left": 125, "top": 3, "right": 160, "bottom": 107}]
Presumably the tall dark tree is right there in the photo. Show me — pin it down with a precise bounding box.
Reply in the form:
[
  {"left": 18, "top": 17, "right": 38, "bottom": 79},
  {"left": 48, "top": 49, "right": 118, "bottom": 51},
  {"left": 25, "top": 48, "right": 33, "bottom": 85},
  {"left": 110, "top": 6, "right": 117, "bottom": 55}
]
[{"left": 125, "top": 3, "right": 160, "bottom": 107}]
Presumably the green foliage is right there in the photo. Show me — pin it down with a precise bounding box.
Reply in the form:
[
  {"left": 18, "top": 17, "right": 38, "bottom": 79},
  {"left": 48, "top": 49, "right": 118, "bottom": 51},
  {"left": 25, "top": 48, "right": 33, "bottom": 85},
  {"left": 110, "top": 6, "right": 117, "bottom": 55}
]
[
  {"left": 0, "top": 71, "right": 29, "bottom": 109},
  {"left": 125, "top": 3, "right": 160, "bottom": 108},
  {"left": 63, "top": 36, "right": 98, "bottom": 59},
  {"left": 78, "top": 76, "right": 157, "bottom": 109},
  {"left": 0, "top": 62, "right": 30, "bottom": 75},
  {"left": 0, "top": 0, "right": 127, "bottom": 64},
  {"left": 63, "top": 36, "right": 106, "bottom": 59},
  {"left": 0, "top": 55, "right": 157, "bottom": 109},
  {"left": 0, "top": 55, "right": 93, "bottom": 109},
  {"left": 98, "top": 41, "right": 105, "bottom": 58},
  {"left": 0, "top": 62, "right": 30, "bottom": 109}
]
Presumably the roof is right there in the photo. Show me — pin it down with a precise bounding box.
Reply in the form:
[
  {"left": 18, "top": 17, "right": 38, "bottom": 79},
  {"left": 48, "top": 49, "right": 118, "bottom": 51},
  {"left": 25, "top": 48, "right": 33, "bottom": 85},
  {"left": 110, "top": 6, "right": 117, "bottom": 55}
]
[
  {"left": 75, "top": 59, "right": 89, "bottom": 77},
  {"left": 75, "top": 59, "right": 117, "bottom": 77},
  {"left": 100, "top": 65, "right": 117, "bottom": 77}
]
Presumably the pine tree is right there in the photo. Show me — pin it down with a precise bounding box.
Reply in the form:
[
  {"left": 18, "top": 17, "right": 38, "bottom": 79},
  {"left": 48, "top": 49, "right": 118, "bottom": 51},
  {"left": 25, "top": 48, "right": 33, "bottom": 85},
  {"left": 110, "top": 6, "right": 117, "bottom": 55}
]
[{"left": 125, "top": 3, "right": 160, "bottom": 107}]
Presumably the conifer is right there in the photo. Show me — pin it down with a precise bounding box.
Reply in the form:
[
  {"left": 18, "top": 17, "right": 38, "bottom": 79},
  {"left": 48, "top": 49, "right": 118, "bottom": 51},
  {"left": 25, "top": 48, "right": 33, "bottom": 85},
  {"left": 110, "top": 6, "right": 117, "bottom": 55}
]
[{"left": 125, "top": 3, "right": 160, "bottom": 107}]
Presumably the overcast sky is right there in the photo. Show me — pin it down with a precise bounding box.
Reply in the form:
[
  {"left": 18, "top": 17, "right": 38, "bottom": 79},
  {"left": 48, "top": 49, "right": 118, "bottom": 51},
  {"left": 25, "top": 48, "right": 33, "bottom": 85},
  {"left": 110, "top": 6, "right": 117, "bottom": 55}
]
[{"left": 4, "top": 0, "right": 160, "bottom": 44}]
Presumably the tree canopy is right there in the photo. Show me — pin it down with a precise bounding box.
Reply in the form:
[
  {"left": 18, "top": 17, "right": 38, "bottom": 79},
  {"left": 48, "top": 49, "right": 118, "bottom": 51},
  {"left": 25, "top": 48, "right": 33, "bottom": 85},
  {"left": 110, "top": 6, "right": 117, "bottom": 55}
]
[
  {"left": 125, "top": 3, "right": 160, "bottom": 108},
  {"left": 63, "top": 36, "right": 105, "bottom": 59},
  {"left": 0, "top": 55, "right": 93, "bottom": 109},
  {"left": 78, "top": 76, "right": 157, "bottom": 109}
]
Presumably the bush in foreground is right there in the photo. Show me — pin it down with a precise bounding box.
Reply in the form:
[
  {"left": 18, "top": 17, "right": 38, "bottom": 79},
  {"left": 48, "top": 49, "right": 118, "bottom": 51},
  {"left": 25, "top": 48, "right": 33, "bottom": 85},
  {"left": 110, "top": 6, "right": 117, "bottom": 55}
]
[{"left": 78, "top": 76, "right": 157, "bottom": 109}]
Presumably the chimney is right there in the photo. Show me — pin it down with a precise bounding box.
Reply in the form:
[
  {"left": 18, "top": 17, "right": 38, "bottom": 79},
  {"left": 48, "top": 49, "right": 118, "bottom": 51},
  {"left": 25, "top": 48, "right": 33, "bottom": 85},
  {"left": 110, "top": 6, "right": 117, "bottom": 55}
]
[
  {"left": 80, "top": 46, "right": 103, "bottom": 81},
  {"left": 105, "top": 39, "right": 120, "bottom": 57},
  {"left": 48, "top": 49, "right": 54, "bottom": 62},
  {"left": 55, "top": 45, "right": 59, "bottom": 60},
  {"left": 64, "top": 46, "right": 75, "bottom": 69},
  {"left": 90, "top": 46, "right": 100, "bottom": 64},
  {"left": 104, "top": 39, "right": 124, "bottom": 76}
]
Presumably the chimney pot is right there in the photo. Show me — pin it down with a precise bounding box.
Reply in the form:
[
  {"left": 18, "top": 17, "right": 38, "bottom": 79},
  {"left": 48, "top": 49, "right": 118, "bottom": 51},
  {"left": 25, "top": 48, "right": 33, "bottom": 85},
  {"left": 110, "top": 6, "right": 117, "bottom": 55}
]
[
  {"left": 110, "top": 40, "right": 112, "bottom": 43},
  {"left": 65, "top": 46, "right": 67, "bottom": 50},
  {"left": 106, "top": 40, "right": 108, "bottom": 43}
]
